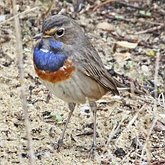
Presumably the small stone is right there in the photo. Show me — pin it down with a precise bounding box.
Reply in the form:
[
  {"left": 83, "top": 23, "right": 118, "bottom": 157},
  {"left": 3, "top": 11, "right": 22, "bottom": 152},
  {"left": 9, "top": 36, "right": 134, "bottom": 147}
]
[
  {"left": 49, "top": 126, "right": 56, "bottom": 138},
  {"left": 141, "top": 65, "right": 149, "bottom": 76},
  {"left": 114, "top": 147, "right": 126, "bottom": 157},
  {"left": 97, "top": 22, "right": 114, "bottom": 31}
]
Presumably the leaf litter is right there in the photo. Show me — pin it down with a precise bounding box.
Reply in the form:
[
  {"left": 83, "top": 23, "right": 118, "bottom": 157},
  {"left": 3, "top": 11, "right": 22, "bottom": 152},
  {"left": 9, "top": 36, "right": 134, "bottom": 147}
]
[{"left": 0, "top": 0, "right": 165, "bottom": 164}]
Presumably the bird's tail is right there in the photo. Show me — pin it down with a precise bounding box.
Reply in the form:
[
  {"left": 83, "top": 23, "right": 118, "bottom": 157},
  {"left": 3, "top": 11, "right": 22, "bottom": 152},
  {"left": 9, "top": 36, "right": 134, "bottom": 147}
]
[{"left": 108, "top": 69, "right": 146, "bottom": 95}]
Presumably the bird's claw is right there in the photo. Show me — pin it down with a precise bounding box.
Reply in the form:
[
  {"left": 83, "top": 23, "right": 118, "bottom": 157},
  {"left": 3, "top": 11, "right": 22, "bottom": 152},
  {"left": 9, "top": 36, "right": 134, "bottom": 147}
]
[
  {"left": 88, "top": 144, "right": 97, "bottom": 158},
  {"left": 53, "top": 139, "right": 64, "bottom": 151}
]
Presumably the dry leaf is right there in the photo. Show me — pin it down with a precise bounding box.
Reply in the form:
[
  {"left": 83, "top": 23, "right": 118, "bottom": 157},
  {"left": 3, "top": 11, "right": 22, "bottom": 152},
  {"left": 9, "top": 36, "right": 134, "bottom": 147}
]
[
  {"left": 116, "top": 41, "right": 138, "bottom": 49},
  {"left": 97, "top": 22, "right": 114, "bottom": 31}
]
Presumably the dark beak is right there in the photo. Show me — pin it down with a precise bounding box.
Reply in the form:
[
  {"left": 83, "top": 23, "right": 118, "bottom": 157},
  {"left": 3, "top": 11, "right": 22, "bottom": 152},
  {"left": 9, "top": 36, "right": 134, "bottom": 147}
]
[{"left": 33, "top": 33, "right": 43, "bottom": 40}]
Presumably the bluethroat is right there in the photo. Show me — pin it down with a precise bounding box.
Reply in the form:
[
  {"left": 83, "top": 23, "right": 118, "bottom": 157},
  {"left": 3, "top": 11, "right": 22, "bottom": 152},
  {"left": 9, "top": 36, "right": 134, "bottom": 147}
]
[{"left": 33, "top": 15, "right": 119, "bottom": 151}]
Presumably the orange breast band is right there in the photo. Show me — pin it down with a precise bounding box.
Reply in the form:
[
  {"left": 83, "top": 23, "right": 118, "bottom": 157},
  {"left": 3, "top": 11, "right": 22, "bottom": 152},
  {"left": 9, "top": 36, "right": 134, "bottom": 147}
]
[{"left": 34, "top": 59, "right": 75, "bottom": 83}]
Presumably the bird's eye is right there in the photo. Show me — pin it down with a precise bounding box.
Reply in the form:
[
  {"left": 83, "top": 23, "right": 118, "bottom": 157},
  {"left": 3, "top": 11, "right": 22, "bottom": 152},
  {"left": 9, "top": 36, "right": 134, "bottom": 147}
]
[{"left": 56, "top": 28, "right": 65, "bottom": 37}]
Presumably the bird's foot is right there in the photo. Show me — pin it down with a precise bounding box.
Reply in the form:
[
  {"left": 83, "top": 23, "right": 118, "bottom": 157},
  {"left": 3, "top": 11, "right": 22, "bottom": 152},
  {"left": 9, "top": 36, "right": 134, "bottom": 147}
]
[
  {"left": 88, "top": 144, "right": 97, "bottom": 158},
  {"left": 53, "top": 139, "right": 64, "bottom": 152}
]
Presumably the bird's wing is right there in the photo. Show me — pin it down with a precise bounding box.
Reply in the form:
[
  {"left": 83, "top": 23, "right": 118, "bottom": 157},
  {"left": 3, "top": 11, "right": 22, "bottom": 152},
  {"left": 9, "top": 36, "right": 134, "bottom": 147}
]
[{"left": 71, "top": 44, "right": 119, "bottom": 95}]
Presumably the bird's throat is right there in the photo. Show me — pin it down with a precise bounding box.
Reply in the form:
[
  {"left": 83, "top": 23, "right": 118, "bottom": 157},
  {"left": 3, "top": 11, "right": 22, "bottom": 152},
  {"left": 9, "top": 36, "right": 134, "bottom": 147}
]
[
  {"left": 34, "top": 59, "right": 75, "bottom": 83},
  {"left": 33, "top": 40, "right": 67, "bottom": 72}
]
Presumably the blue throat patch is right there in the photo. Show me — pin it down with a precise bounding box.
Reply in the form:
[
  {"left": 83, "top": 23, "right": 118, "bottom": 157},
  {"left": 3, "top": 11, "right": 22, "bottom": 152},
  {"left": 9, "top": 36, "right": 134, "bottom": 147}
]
[{"left": 33, "top": 39, "right": 68, "bottom": 72}]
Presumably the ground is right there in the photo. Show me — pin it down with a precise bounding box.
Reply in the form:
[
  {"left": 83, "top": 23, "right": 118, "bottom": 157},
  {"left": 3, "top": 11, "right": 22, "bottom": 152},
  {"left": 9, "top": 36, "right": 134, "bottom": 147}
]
[{"left": 0, "top": 0, "right": 165, "bottom": 165}]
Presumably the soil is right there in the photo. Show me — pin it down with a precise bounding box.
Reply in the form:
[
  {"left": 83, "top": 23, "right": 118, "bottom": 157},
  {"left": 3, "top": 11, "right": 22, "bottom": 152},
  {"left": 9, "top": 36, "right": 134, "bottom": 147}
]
[{"left": 0, "top": 0, "right": 165, "bottom": 164}]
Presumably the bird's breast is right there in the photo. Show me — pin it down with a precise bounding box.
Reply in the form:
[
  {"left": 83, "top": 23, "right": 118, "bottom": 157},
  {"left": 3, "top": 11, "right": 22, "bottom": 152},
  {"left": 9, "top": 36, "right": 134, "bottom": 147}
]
[
  {"left": 34, "top": 59, "right": 75, "bottom": 83},
  {"left": 33, "top": 39, "right": 76, "bottom": 83}
]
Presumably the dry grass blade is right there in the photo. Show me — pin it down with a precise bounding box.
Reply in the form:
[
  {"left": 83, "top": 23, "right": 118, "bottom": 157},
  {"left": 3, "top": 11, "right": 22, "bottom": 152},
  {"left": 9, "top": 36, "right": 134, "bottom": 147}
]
[
  {"left": 106, "top": 111, "right": 129, "bottom": 145},
  {"left": 121, "top": 103, "right": 146, "bottom": 133},
  {"left": 93, "top": 0, "right": 116, "bottom": 11},
  {"left": 135, "top": 25, "right": 165, "bottom": 35},
  {"left": 0, "top": 7, "right": 39, "bottom": 25},
  {"left": 140, "top": 51, "right": 160, "bottom": 164},
  {"left": 12, "top": 0, "right": 35, "bottom": 164}
]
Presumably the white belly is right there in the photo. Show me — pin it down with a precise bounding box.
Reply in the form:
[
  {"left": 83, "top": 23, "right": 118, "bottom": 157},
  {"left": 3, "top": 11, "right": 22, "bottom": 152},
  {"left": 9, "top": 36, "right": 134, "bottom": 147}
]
[{"left": 42, "top": 71, "right": 106, "bottom": 104}]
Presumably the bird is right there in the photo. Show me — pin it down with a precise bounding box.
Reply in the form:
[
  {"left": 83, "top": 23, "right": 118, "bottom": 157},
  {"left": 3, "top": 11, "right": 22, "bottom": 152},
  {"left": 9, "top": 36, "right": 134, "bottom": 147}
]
[{"left": 33, "top": 14, "right": 119, "bottom": 151}]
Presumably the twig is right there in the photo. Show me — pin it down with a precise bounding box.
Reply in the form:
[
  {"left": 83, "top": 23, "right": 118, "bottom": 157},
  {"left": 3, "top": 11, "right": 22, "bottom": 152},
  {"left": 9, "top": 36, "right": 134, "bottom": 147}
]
[
  {"left": 93, "top": 0, "right": 116, "bottom": 11},
  {"left": 110, "top": 30, "right": 155, "bottom": 49},
  {"left": 121, "top": 149, "right": 134, "bottom": 164},
  {"left": 12, "top": 0, "right": 35, "bottom": 164},
  {"left": 123, "top": 104, "right": 146, "bottom": 131},
  {"left": 134, "top": 25, "right": 165, "bottom": 35},
  {"left": 154, "top": 52, "right": 160, "bottom": 99},
  {"left": 113, "top": 1, "right": 142, "bottom": 10},
  {"left": 0, "top": 6, "right": 39, "bottom": 25},
  {"left": 40, "top": 0, "right": 55, "bottom": 21},
  {"left": 93, "top": 0, "right": 142, "bottom": 11},
  {"left": 104, "top": 14, "right": 164, "bottom": 26},
  {"left": 106, "top": 111, "right": 129, "bottom": 145},
  {"left": 140, "top": 51, "right": 160, "bottom": 164}
]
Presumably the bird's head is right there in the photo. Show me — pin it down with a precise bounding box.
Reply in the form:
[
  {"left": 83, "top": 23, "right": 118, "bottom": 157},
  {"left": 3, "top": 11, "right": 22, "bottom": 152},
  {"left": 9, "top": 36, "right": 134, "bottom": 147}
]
[
  {"left": 33, "top": 15, "right": 81, "bottom": 76},
  {"left": 35, "top": 15, "right": 86, "bottom": 47}
]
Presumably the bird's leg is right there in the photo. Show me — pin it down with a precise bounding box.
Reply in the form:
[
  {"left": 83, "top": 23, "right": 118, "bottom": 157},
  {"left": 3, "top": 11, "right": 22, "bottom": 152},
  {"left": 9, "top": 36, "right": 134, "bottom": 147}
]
[
  {"left": 56, "top": 102, "right": 76, "bottom": 150},
  {"left": 89, "top": 101, "right": 97, "bottom": 153}
]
